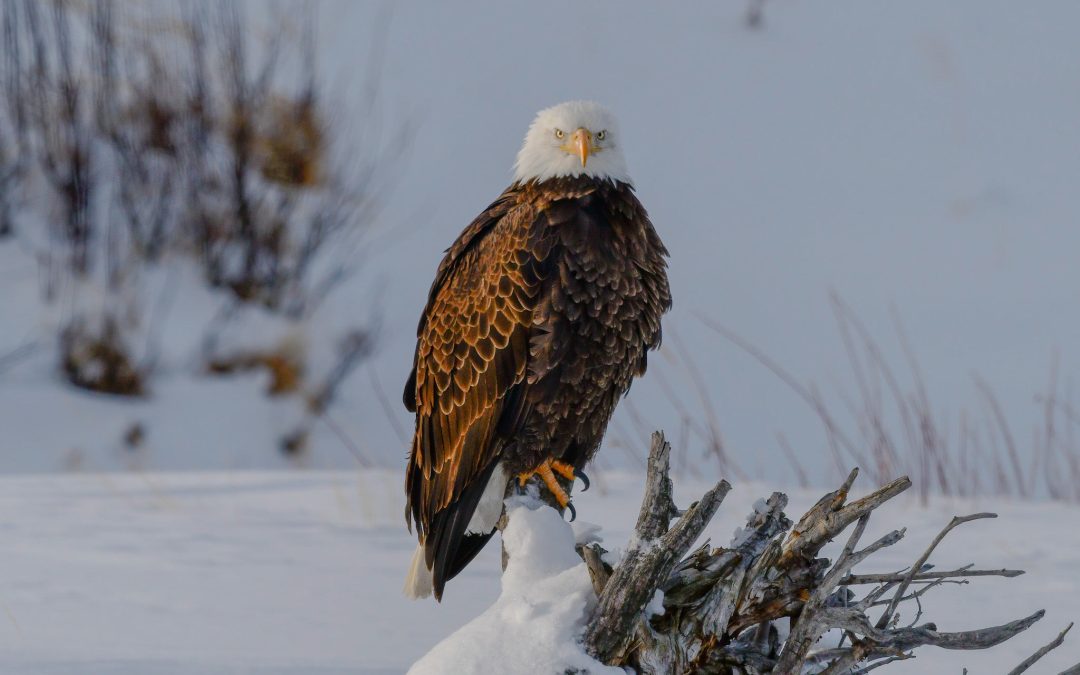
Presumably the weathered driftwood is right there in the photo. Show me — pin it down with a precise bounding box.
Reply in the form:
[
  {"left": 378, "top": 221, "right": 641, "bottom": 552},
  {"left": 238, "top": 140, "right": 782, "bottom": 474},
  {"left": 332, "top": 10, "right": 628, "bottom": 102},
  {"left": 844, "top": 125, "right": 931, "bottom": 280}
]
[{"left": 576, "top": 431, "right": 1069, "bottom": 674}]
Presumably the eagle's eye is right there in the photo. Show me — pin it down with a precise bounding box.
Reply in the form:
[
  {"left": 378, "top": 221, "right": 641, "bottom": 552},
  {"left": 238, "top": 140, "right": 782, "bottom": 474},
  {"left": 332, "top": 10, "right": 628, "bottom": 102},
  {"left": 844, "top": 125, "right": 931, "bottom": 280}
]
[
  {"left": 597, "top": 130, "right": 607, "bottom": 141},
  {"left": 554, "top": 129, "right": 565, "bottom": 139}
]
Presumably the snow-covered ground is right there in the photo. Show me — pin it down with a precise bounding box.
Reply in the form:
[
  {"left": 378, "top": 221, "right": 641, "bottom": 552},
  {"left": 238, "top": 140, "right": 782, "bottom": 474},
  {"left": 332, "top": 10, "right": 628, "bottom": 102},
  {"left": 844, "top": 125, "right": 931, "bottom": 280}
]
[{"left": 0, "top": 469, "right": 1075, "bottom": 673}]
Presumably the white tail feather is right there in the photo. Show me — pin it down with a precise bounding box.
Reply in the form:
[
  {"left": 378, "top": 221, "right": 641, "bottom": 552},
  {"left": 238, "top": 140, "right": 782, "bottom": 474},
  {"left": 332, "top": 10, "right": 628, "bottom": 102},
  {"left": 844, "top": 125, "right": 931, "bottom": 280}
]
[
  {"left": 403, "top": 543, "right": 433, "bottom": 600},
  {"left": 466, "top": 462, "right": 509, "bottom": 535}
]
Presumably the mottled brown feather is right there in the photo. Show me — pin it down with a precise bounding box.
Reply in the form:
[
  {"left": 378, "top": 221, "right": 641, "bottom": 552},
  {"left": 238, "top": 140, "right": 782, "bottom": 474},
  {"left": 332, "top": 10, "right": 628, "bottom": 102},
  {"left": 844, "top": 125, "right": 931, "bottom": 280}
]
[{"left": 405, "top": 188, "right": 538, "bottom": 535}]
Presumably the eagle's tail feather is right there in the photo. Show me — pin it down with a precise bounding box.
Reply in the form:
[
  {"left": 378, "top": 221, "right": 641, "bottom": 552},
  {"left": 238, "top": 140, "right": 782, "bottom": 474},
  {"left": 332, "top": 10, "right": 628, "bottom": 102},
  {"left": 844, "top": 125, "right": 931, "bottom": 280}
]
[
  {"left": 428, "top": 460, "right": 502, "bottom": 601},
  {"left": 403, "top": 543, "right": 433, "bottom": 600}
]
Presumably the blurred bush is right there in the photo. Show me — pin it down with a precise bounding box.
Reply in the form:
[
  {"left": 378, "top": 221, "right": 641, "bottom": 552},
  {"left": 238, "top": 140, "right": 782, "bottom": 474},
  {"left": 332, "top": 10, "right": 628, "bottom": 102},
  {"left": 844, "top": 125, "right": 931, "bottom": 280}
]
[
  {"left": 60, "top": 315, "right": 145, "bottom": 397},
  {"left": 0, "top": 0, "right": 394, "bottom": 460}
]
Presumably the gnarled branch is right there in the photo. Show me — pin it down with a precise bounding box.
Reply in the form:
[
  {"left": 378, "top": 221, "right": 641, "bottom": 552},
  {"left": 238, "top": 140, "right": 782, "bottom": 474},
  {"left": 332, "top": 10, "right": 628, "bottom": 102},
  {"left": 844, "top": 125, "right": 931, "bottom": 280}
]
[{"left": 577, "top": 430, "right": 1062, "bottom": 674}]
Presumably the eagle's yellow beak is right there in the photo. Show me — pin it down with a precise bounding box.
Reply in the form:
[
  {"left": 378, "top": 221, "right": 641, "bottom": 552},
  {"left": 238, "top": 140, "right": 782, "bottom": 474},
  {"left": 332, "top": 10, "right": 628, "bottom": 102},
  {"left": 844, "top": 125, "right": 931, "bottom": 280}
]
[{"left": 570, "top": 128, "right": 591, "bottom": 167}]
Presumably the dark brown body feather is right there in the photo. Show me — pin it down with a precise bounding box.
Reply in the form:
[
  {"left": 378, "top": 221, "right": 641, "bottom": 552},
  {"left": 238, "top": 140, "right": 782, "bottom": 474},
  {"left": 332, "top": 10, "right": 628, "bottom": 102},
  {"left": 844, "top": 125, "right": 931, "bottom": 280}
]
[{"left": 404, "top": 176, "right": 671, "bottom": 600}]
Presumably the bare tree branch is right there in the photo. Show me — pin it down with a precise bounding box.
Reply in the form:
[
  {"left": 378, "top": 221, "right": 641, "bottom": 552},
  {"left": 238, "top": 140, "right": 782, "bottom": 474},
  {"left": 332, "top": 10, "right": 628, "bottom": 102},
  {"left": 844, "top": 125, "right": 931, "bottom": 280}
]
[
  {"left": 876, "top": 512, "right": 997, "bottom": 629},
  {"left": 841, "top": 567, "right": 1024, "bottom": 585},
  {"left": 1009, "top": 622, "right": 1074, "bottom": 675}
]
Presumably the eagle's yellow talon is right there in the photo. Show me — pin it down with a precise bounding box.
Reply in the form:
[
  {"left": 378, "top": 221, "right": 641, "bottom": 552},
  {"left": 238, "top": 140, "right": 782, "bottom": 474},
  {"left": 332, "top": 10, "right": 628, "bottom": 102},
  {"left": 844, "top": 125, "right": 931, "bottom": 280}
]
[
  {"left": 549, "top": 459, "right": 576, "bottom": 482},
  {"left": 517, "top": 458, "right": 574, "bottom": 510}
]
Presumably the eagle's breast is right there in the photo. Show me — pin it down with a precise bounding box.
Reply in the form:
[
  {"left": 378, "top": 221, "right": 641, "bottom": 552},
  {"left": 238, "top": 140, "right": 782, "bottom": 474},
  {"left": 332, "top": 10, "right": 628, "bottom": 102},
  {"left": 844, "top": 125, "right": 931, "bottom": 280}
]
[{"left": 523, "top": 178, "right": 671, "bottom": 464}]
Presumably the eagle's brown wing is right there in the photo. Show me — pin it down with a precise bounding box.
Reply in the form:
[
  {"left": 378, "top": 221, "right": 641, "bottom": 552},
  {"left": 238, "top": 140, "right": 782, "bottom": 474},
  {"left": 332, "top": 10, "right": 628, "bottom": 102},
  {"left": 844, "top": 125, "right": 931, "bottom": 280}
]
[{"left": 404, "top": 187, "right": 551, "bottom": 599}]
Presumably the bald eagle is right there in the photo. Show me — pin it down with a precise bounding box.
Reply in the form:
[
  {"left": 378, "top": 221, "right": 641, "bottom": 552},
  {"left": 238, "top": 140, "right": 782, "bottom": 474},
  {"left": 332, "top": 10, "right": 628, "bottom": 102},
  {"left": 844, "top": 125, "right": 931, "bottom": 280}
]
[{"left": 404, "top": 101, "right": 671, "bottom": 600}]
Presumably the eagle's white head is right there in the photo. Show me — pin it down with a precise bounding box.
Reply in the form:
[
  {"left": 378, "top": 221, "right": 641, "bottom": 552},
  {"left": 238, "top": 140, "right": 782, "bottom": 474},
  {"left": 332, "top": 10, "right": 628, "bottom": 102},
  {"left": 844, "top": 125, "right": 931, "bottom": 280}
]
[{"left": 513, "top": 101, "right": 631, "bottom": 185}]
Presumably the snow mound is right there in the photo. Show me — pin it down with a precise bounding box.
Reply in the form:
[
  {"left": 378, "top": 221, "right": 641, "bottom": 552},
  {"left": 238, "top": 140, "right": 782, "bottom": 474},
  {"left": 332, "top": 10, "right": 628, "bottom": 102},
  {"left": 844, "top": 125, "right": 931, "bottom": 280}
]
[{"left": 407, "top": 498, "right": 623, "bottom": 675}]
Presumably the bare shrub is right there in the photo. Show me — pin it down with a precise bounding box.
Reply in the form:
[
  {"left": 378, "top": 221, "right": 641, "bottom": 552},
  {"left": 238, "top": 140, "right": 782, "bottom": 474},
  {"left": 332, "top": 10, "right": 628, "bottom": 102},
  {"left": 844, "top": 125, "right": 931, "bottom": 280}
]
[
  {"left": 179, "top": 3, "right": 387, "bottom": 318},
  {"left": 17, "top": 0, "right": 99, "bottom": 276},
  {"left": 94, "top": 4, "right": 186, "bottom": 264},
  {"left": 279, "top": 328, "right": 376, "bottom": 461},
  {"left": 0, "top": 3, "right": 28, "bottom": 239},
  {"left": 2, "top": 0, "right": 389, "bottom": 306},
  {"left": 206, "top": 336, "right": 307, "bottom": 397},
  {"left": 0, "top": 1, "right": 390, "bottom": 457},
  {"left": 0, "top": 0, "right": 388, "bottom": 380},
  {"left": 60, "top": 315, "right": 144, "bottom": 396}
]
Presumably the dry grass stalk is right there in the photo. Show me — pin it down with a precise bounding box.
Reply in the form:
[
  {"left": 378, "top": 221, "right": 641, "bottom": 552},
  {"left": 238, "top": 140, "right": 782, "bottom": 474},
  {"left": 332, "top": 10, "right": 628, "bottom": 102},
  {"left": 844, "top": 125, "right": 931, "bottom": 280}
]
[{"left": 696, "top": 294, "right": 1080, "bottom": 503}]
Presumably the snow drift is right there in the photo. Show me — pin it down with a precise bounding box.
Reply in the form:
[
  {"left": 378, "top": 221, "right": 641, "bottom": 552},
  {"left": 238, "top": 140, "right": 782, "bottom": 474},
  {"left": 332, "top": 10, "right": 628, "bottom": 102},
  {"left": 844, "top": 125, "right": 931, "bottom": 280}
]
[{"left": 407, "top": 497, "right": 623, "bottom": 675}]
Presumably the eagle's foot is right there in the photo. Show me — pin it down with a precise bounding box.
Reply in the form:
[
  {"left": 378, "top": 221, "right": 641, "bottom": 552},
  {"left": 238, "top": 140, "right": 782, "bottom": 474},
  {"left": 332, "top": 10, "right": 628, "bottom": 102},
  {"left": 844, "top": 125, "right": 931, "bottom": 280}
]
[
  {"left": 548, "top": 459, "right": 576, "bottom": 482},
  {"left": 518, "top": 458, "right": 577, "bottom": 521},
  {"left": 550, "top": 460, "right": 590, "bottom": 492}
]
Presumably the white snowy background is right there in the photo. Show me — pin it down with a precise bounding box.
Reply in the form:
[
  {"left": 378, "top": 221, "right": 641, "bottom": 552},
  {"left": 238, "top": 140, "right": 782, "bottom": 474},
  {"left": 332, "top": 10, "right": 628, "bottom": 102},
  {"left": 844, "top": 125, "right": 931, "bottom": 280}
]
[{"left": 0, "top": 0, "right": 1078, "bottom": 672}]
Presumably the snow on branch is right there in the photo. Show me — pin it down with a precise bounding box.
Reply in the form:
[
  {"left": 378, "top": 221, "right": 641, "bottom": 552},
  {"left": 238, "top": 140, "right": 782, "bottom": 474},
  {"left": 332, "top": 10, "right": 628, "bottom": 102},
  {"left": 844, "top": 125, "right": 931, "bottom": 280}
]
[{"left": 576, "top": 431, "right": 1069, "bottom": 674}]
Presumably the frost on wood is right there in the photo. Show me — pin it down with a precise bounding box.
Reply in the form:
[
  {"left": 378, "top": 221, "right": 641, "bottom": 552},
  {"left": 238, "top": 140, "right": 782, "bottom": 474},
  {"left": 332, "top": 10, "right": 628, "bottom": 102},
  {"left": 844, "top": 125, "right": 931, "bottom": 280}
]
[{"left": 576, "top": 431, "right": 1061, "bottom": 674}]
